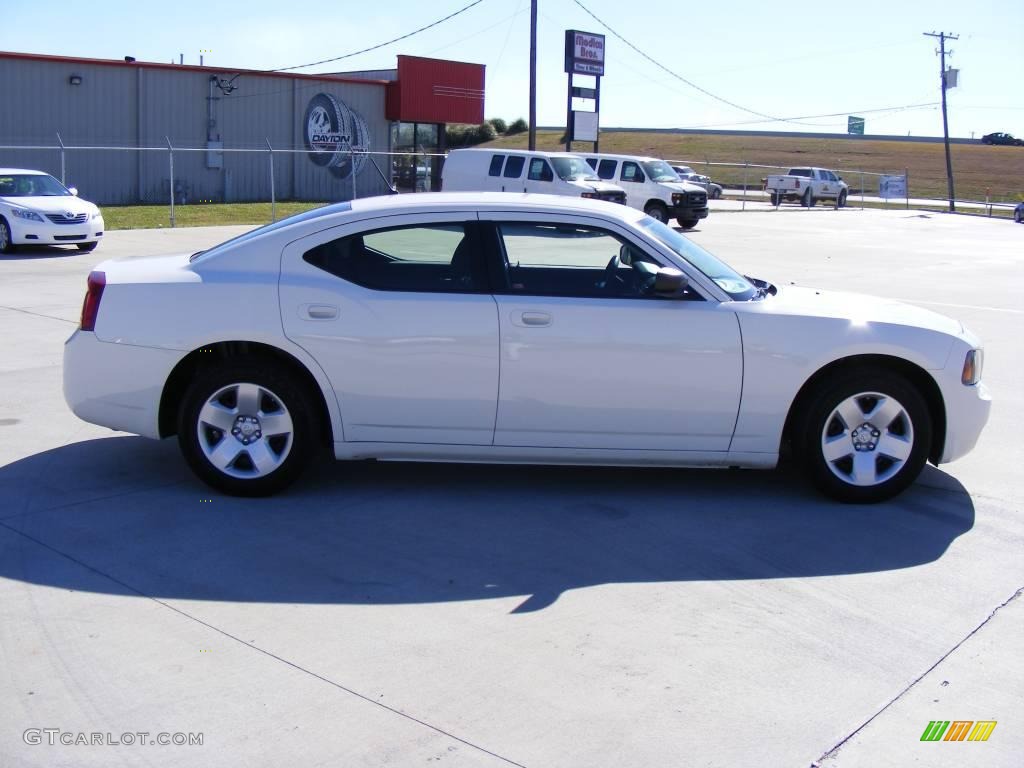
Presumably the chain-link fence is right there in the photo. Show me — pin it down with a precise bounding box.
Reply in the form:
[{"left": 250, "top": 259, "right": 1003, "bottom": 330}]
[{"left": 1, "top": 139, "right": 1015, "bottom": 227}]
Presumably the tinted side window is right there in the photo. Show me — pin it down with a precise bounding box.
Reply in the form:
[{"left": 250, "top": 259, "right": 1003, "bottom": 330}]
[
  {"left": 585, "top": 158, "right": 598, "bottom": 170},
  {"left": 621, "top": 162, "right": 644, "bottom": 183},
  {"left": 597, "top": 160, "right": 617, "bottom": 180},
  {"left": 503, "top": 156, "right": 525, "bottom": 178},
  {"left": 488, "top": 155, "right": 505, "bottom": 177},
  {"left": 496, "top": 222, "right": 670, "bottom": 299},
  {"left": 527, "top": 158, "right": 554, "bottom": 182},
  {"left": 303, "top": 223, "right": 485, "bottom": 293}
]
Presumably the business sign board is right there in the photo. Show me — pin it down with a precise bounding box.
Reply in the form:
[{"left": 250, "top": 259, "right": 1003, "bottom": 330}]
[
  {"left": 848, "top": 116, "right": 865, "bottom": 135},
  {"left": 303, "top": 93, "right": 370, "bottom": 180},
  {"left": 564, "top": 30, "right": 606, "bottom": 76},
  {"left": 572, "top": 110, "right": 599, "bottom": 142},
  {"left": 879, "top": 174, "right": 907, "bottom": 199}
]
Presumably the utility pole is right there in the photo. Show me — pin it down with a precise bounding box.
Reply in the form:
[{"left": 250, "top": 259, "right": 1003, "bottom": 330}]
[
  {"left": 923, "top": 31, "right": 958, "bottom": 212},
  {"left": 528, "top": 0, "right": 538, "bottom": 150}
]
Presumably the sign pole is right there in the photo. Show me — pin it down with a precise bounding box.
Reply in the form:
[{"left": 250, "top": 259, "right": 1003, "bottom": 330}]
[
  {"left": 593, "top": 76, "right": 600, "bottom": 152},
  {"left": 528, "top": 0, "right": 537, "bottom": 151},
  {"left": 565, "top": 73, "right": 573, "bottom": 152}
]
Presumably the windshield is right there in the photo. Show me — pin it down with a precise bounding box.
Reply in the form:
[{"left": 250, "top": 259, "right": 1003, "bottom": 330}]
[
  {"left": 0, "top": 173, "right": 71, "bottom": 197},
  {"left": 552, "top": 157, "right": 599, "bottom": 181},
  {"left": 190, "top": 202, "right": 351, "bottom": 261},
  {"left": 638, "top": 218, "right": 757, "bottom": 300},
  {"left": 641, "top": 160, "right": 683, "bottom": 183}
]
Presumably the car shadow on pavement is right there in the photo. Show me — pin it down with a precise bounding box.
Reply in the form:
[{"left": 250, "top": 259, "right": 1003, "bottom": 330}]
[
  {"left": 0, "top": 436, "right": 976, "bottom": 613},
  {"left": 1, "top": 245, "right": 83, "bottom": 259}
]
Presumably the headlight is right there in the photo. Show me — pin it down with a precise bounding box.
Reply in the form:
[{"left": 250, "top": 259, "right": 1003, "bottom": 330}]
[
  {"left": 91, "top": 209, "right": 102, "bottom": 220},
  {"left": 961, "top": 348, "right": 983, "bottom": 385},
  {"left": 10, "top": 208, "right": 44, "bottom": 222},
  {"left": 671, "top": 193, "right": 684, "bottom": 205}
]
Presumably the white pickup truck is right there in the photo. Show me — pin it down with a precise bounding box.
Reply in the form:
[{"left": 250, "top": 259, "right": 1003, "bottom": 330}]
[{"left": 764, "top": 167, "right": 849, "bottom": 207}]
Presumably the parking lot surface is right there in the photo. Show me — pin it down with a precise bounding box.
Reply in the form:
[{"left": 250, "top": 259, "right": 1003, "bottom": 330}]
[{"left": 1, "top": 208, "right": 1021, "bottom": 767}]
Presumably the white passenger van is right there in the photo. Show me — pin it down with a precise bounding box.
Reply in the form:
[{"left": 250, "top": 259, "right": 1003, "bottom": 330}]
[
  {"left": 441, "top": 148, "right": 627, "bottom": 204},
  {"left": 581, "top": 153, "right": 709, "bottom": 229}
]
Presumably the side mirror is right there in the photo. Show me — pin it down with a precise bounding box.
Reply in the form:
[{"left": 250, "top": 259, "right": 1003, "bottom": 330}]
[
  {"left": 618, "top": 243, "right": 633, "bottom": 266},
  {"left": 68, "top": 187, "right": 79, "bottom": 196},
  {"left": 654, "top": 267, "right": 688, "bottom": 297}
]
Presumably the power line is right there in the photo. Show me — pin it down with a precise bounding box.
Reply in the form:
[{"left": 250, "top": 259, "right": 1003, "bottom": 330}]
[
  {"left": 688, "top": 102, "right": 940, "bottom": 130},
  {"left": 570, "top": 0, "right": 790, "bottom": 124},
  {"left": 269, "top": 0, "right": 485, "bottom": 72}
]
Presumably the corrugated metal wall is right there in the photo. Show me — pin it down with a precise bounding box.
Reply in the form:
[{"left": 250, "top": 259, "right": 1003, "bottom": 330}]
[{"left": 0, "top": 56, "right": 391, "bottom": 205}]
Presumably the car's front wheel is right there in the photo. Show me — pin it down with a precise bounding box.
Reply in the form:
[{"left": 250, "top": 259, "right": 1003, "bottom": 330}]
[
  {"left": 0, "top": 217, "right": 15, "bottom": 254},
  {"left": 177, "top": 361, "right": 316, "bottom": 496},
  {"left": 797, "top": 370, "right": 932, "bottom": 503},
  {"left": 676, "top": 217, "right": 699, "bottom": 229},
  {"left": 644, "top": 201, "right": 668, "bottom": 223},
  {"left": 77, "top": 241, "right": 98, "bottom": 252},
  {"left": 838, "top": 190, "right": 848, "bottom": 208}
]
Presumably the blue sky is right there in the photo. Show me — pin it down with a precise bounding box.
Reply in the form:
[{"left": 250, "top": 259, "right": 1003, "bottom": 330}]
[{"left": 2, "top": 0, "right": 1021, "bottom": 137}]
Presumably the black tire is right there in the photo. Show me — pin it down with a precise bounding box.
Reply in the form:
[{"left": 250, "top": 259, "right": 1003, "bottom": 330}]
[
  {"left": 770, "top": 192, "right": 781, "bottom": 206},
  {"left": 676, "top": 217, "right": 699, "bottom": 229},
  {"left": 1015, "top": 209, "right": 1023, "bottom": 223},
  {"left": 177, "top": 360, "right": 317, "bottom": 496},
  {"left": 644, "top": 201, "right": 669, "bottom": 223},
  {"left": 77, "top": 241, "right": 98, "bottom": 252},
  {"left": 838, "top": 190, "right": 848, "bottom": 208},
  {"left": 795, "top": 369, "right": 932, "bottom": 503},
  {"left": 711, "top": 187, "right": 722, "bottom": 199},
  {"left": 0, "top": 217, "right": 15, "bottom": 254},
  {"left": 802, "top": 188, "right": 815, "bottom": 207}
]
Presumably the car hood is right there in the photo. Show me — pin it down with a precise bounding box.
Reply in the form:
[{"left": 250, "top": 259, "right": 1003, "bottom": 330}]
[
  {"left": 660, "top": 180, "right": 706, "bottom": 194},
  {"left": 566, "top": 179, "right": 625, "bottom": 194},
  {"left": 763, "top": 285, "right": 963, "bottom": 336},
  {"left": 1, "top": 195, "right": 98, "bottom": 215}
]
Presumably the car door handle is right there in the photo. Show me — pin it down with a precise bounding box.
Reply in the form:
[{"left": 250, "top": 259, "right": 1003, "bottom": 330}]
[
  {"left": 303, "top": 304, "right": 339, "bottom": 320},
  {"left": 515, "top": 311, "right": 552, "bottom": 327}
]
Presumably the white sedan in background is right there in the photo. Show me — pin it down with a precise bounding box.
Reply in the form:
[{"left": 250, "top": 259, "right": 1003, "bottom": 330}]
[
  {"left": 0, "top": 168, "right": 104, "bottom": 253},
  {"left": 63, "top": 193, "right": 990, "bottom": 502}
]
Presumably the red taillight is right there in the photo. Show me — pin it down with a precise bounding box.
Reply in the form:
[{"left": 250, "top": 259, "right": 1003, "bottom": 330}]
[{"left": 80, "top": 271, "right": 105, "bottom": 331}]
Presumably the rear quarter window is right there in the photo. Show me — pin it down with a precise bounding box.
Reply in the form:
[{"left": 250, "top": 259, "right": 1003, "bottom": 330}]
[{"left": 503, "top": 156, "right": 525, "bottom": 178}]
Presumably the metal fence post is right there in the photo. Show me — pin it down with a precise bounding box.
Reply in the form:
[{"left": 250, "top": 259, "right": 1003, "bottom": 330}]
[
  {"left": 266, "top": 138, "right": 276, "bottom": 223},
  {"left": 860, "top": 170, "right": 865, "bottom": 209},
  {"left": 166, "top": 136, "right": 175, "bottom": 228},
  {"left": 742, "top": 162, "right": 748, "bottom": 211},
  {"left": 905, "top": 167, "right": 909, "bottom": 210},
  {"left": 56, "top": 132, "right": 66, "bottom": 185},
  {"left": 350, "top": 147, "right": 357, "bottom": 201}
]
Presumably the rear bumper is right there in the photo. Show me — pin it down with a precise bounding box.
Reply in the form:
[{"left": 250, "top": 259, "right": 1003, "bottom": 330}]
[{"left": 63, "top": 330, "right": 181, "bottom": 439}]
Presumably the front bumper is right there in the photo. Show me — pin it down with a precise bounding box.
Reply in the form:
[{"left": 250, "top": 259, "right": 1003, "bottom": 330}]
[
  {"left": 939, "top": 379, "right": 992, "bottom": 464},
  {"left": 64, "top": 330, "right": 182, "bottom": 439},
  {"left": 668, "top": 204, "right": 709, "bottom": 221},
  {"left": 10, "top": 215, "right": 105, "bottom": 246}
]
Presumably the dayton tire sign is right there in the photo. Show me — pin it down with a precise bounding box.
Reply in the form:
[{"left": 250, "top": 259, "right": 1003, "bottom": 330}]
[{"left": 303, "top": 93, "right": 369, "bottom": 180}]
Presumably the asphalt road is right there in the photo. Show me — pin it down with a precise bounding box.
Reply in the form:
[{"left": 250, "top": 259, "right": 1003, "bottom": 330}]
[{"left": 1, "top": 208, "right": 1021, "bottom": 767}]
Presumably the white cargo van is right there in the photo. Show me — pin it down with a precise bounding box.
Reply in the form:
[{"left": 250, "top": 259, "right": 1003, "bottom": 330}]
[
  {"left": 582, "top": 153, "right": 709, "bottom": 228},
  {"left": 441, "top": 148, "right": 627, "bottom": 204}
]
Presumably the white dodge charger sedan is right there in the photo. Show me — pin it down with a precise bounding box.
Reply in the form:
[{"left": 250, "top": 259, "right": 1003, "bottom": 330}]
[
  {"left": 0, "top": 168, "right": 104, "bottom": 253},
  {"left": 63, "top": 193, "right": 990, "bottom": 502}
]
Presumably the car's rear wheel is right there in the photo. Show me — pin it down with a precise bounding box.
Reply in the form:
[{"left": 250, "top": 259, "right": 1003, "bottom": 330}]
[
  {"left": 770, "top": 192, "right": 781, "bottom": 206},
  {"left": 676, "top": 217, "right": 699, "bottom": 229},
  {"left": 802, "top": 188, "right": 815, "bottom": 207},
  {"left": 796, "top": 370, "right": 931, "bottom": 503},
  {"left": 177, "top": 361, "right": 315, "bottom": 496},
  {"left": 644, "top": 201, "right": 668, "bottom": 223},
  {"left": 77, "top": 241, "right": 98, "bottom": 252},
  {"left": 0, "top": 217, "right": 15, "bottom": 254}
]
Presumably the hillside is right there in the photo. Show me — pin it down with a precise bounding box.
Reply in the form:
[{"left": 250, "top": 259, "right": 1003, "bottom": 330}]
[{"left": 482, "top": 131, "right": 1024, "bottom": 203}]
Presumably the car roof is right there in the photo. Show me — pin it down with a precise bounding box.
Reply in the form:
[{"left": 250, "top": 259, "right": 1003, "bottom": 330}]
[
  {"left": 587, "top": 153, "right": 656, "bottom": 162},
  {"left": 347, "top": 191, "right": 646, "bottom": 219},
  {"left": 0, "top": 168, "right": 50, "bottom": 176},
  {"left": 448, "top": 148, "right": 590, "bottom": 159}
]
